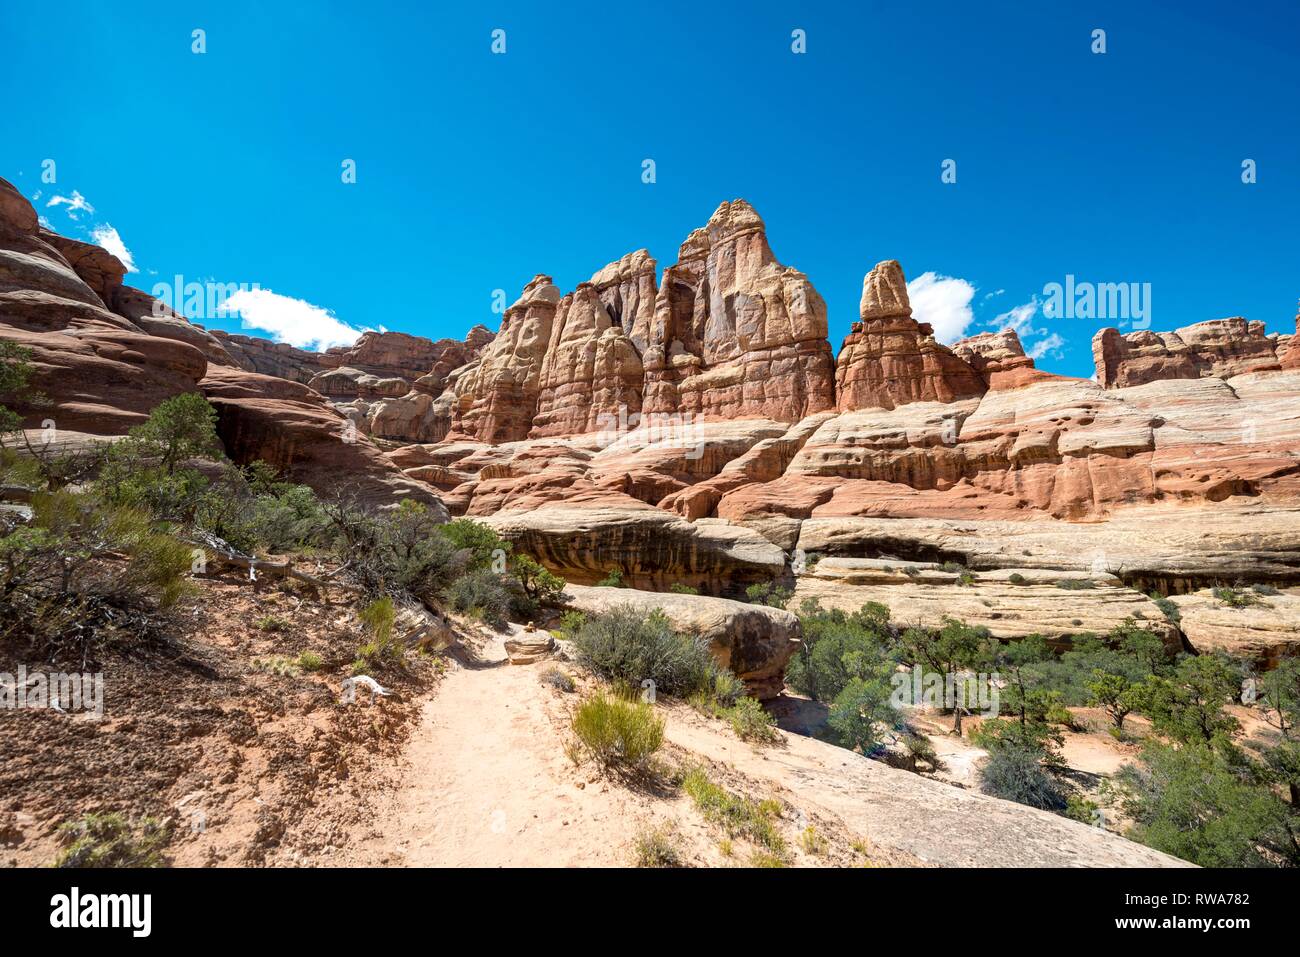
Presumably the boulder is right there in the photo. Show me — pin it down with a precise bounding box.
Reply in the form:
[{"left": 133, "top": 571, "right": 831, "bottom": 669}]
[
  {"left": 503, "top": 625, "right": 556, "bottom": 664},
  {"left": 561, "top": 583, "right": 801, "bottom": 698}
]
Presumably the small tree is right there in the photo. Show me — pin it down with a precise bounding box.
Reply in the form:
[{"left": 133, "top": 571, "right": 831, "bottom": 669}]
[
  {"left": 1137, "top": 654, "right": 1240, "bottom": 746},
  {"left": 1085, "top": 670, "right": 1142, "bottom": 729},
  {"left": 827, "top": 675, "right": 902, "bottom": 754},
  {"left": 125, "top": 392, "right": 222, "bottom": 473},
  {"left": 896, "top": 617, "right": 988, "bottom": 733}
]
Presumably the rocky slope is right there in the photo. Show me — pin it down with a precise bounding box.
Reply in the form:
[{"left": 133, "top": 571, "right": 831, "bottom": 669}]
[{"left": 0, "top": 177, "right": 443, "bottom": 508}]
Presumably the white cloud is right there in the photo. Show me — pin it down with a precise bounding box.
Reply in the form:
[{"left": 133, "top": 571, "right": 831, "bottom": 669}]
[
  {"left": 989, "top": 297, "right": 1066, "bottom": 362},
  {"left": 46, "top": 190, "right": 95, "bottom": 220},
  {"left": 994, "top": 299, "right": 1038, "bottom": 336},
  {"left": 90, "top": 224, "right": 137, "bottom": 272},
  {"left": 1027, "top": 333, "right": 1065, "bottom": 361},
  {"left": 219, "top": 288, "right": 365, "bottom": 351},
  {"left": 906, "top": 272, "right": 976, "bottom": 344}
]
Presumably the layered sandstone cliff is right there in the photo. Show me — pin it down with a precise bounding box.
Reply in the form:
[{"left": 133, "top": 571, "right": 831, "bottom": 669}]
[
  {"left": 1093, "top": 317, "right": 1283, "bottom": 388},
  {"left": 0, "top": 177, "right": 443, "bottom": 508}
]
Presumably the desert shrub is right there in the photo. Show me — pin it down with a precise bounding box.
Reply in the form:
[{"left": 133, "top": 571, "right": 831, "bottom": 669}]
[
  {"left": 901, "top": 731, "right": 939, "bottom": 772},
  {"left": 1008, "top": 572, "right": 1027, "bottom": 585},
  {"left": 745, "top": 581, "right": 792, "bottom": 609},
  {"left": 570, "top": 693, "right": 663, "bottom": 770},
  {"left": 1151, "top": 595, "right": 1181, "bottom": 623},
  {"left": 1065, "top": 794, "right": 1102, "bottom": 826},
  {"left": 725, "top": 696, "right": 779, "bottom": 744},
  {"left": 1214, "top": 585, "right": 1261, "bottom": 608},
  {"left": 940, "top": 561, "right": 965, "bottom": 574},
  {"left": 633, "top": 825, "right": 686, "bottom": 867},
  {"left": 1251, "top": 583, "right": 1281, "bottom": 597},
  {"left": 1056, "top": 578, "right": 1096, "bottom": 590},
  {"left": 1118, "top": 742, "right": 1299, "bottom": 867},
  {"left": 553, "top": 610, "right": 586, "bottom": 638},
  {"left": 257, "top": 615, "right": 288, "bottom": 632},
  {"left": 668, "top": 582, "right": 698, "bottom": 595},
  {"left": 0, "top": 491, "right": 194, "bottom": 657},
  {"left": 354, "top": 595, "right": 405, "bottom": 672},
  {"left": 570, "top": 607, "right": 728, "bottom": 698},
  {"left": 827, "top": 676, "right": 902, "bottom": 754},
  {"left": 747, "top": 850, "right": 787, "bottom": 868},
  {"left": 798, "top": 825, "right": 826, "bottom": 855},
  {"left": 540, "top": 666, "right": 575, "bottom": 693},
  {"left": 681, "top": 768, "right": 785, "bottom": 855},
  {"left": 297, "top": 651, "right": 323, "bottom": 672},
  {"left": 439, "top": 518, "right": 509, "bottom": 569},
  {"left": 55, "top": 813, "right": 169, "bottom": 868},
  {"left": 595, "top": 568, "right": 625, "bottom": 588},
  {"left": 1137, "top": 654, "right": 1241, "bottom": 746},
  {"left": 978, "top": 741, "right": 1066, "bottom": 811},
  {"left": 441, "top": 568, "right": 518, "bottom": 627},
  {"left": 252, "top": 655, "right": 299, "bottom": 676}
]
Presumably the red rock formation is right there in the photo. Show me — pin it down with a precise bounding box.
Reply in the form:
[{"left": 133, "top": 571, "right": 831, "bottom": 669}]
[
  {"left": 951, "top": 328, "right": 1050, "bottom": 390},
  {"left": 531, "top": 273, "right": 644, "bottom": 438},
  {"left": 1093, "top": 317, "right": 1282, "bottom": 388},
  {"left": 0, "top": 177, "right": 208, "bottom": 433},
  {"left": 446, "top": 275, "right": 560, "bottom": 443},
  {"left": 642, "top": 200, "right": 836, "bottom": 423},
  {"left": 591, "top": 249, "right": 657, "bottom": 352},
  {"left": 200, "top": 366, "right": 446, "bottom": 511},
  {"left": 209, "top": 330, "right": 329, "bottom": 383},
  {"left": 836, "top": 260, "right": 986, "bottom": 411},
  {"left": 1278, "top": 304, "right": 1300, "bottom": 371}
]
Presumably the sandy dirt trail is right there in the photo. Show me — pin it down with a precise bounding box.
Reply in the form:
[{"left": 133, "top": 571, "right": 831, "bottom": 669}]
[{"left": 341, "top": 628, "right": 670, "bottom": 867}]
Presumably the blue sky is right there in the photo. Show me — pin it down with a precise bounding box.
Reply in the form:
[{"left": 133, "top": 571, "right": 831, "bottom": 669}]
[{"left": 2, "top": 0, "right": 1296, "bottom": 378}]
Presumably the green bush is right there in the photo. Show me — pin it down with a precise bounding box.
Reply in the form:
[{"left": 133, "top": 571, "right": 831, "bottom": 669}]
[
  {"left": 681, "top": 768, "right": 785, "bottom": 855},
  {"left": 827, "top": 676, "right": 902, "bottom": 754},
  {"left": 1056, "top": 578, "right": 1096, "bottom": 590},
  {"left": 354, "top": 595, "right": 404, "bottom": 672},
  {"left": 1214, "top": 585, "right": 1260, "bottom": 608},
  {"left": 1119, "top": 742, "right": 1299, "bottom": 867},
  {"left": 595, "top": 568, "right": 625, "bottom": 588},
  {"left": 441, "top": 568, "right": 518, "bottom": 627},
  {"left": 440, "top": 518, "right": 510, "bottom": 570},
  {"left": 509, "top": 553, "right": 566, "bottom": 609},
  {"left": 570, "top": 606, "right": 729, "bottom": 698},
  {"left": 55, "top": 813, "right": 169, "bottom": 868},
  {"left": 725, "top": 696, "right": 779, "bottom": 744},
  {"left": 668, "top": 582, "right": 698, "bottom": 595},
  {"left": 745, "top": 581, "right": 792, "bottom": 609},
  {"left": 978, "top": 742, "right": 1065, "bottom": 811},
  {"left": 570, "top": 693, "right": 664, "bottom": 770},
  {"left": 788, "top": 602, "right": 896, "bottom": 704}
]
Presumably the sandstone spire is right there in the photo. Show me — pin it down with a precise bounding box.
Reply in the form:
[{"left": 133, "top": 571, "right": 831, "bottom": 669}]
[{"left": 835, "top": 260, "right": 985, "bottom": 411}]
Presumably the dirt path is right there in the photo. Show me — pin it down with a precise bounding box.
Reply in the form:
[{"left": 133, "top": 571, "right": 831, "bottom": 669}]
[{"left": 340, "top": 627, "right": 662, "bottom": 866}]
